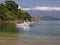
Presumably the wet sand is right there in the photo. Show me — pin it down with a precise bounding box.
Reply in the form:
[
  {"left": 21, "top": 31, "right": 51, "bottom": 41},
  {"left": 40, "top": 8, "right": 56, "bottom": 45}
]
[
  {"left": 0, "top": 34, "right": 60, "bottom": 45},
  {"left": 0, "top": 39, "right": 60, "bottom": 45}
]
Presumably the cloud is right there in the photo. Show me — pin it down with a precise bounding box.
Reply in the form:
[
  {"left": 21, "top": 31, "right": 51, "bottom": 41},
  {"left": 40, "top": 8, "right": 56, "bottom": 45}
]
[
  {"left": 18, "top": 6, "right": 21, "bottom": 9},
  {"left": 19, "top": 6, "right": 60, "bottom": 11},
  {"left": 35, "top": 7, "right": 60, "bottom": 11},
  {"left": 21, "top": 8, "right": 31, "bottom": 10}
]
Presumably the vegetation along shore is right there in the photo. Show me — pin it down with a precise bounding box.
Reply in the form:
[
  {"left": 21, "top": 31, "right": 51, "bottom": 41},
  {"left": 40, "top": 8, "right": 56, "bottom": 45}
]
[{"left": 0, "top": 0, "right": 39, "bottom": 23}]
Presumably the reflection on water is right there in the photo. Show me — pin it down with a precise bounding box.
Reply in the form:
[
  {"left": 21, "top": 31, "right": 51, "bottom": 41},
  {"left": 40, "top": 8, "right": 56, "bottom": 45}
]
[
  {"left": 16, "top": 21, "right": 60, "bottom": 36},
  {"left": 0, "top": 21, "right": 60, "bottom": 45},
  {"left": 16, "top": 25, "right": 30, "bottom": 32},
  {"left": 0, "top": 23, "right": 19, "bottom": 45},
  {"left": 0, "top": 23, "right": 18, "bottom": 33}
]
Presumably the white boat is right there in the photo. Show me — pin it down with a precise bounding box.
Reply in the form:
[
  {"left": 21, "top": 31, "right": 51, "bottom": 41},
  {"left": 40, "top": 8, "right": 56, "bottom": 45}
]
[
  {"left": 16, "top": 21, "right": 34, "bottom": 31},
  {"left": 17, "top": 25, "right": 30, "bottom": 30},
  {"left": 16, "top": 21, "right": 33, "bottom": 26}
]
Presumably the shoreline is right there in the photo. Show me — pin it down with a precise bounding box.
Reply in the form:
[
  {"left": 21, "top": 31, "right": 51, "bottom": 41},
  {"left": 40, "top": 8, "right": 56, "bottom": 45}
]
[
  {"left": 0, "top": 18, "right": 41, "bottom": 24},
  {"left": 0, "top": 20, "right": 23, "bottom": 24},
  {"left": 0, "top": 34, "right": 60, "bottom": 45}
]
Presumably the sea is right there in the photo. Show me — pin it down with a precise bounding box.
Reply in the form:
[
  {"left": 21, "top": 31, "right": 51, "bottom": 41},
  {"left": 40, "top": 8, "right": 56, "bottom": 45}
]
[{"left": 0, "top": 21, "right": 60, "bottom": 45}]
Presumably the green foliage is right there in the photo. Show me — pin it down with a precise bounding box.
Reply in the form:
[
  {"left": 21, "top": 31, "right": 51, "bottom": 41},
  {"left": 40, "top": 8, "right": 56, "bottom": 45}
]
[
  {"left": 5, "top": 0, "right": 18, "bottom": 12},
  {"left": 23, "top": 12, "right": 31, "bottom": 21},
  {"left": 0, "top": 3, "right": 6, "bottom": 20},
  {"left": 0, "top": 0, "right": 32, "bottom": 21}
]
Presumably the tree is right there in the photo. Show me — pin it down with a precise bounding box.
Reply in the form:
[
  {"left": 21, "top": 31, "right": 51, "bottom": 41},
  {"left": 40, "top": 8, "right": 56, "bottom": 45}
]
[
  {"left": 5, "top": 0, "right": 18, "bottom": 13},
  {"left": 0, "top": 0, "right": 32, "bottom": 21},
  {"left": 23, "top": 12, "right": 32, "bottom": 22},
  {"left": 0, "top": 3, "right": 17, "bottom": 20},
  {"left": 0, "top": 3, "right": 6, "bottom": 20},
  {"left": 17, "top": 9, "right": 23, "bottom": 20},
  {"left": 17, "top": 9, "right": 32, "bottom": 21}
]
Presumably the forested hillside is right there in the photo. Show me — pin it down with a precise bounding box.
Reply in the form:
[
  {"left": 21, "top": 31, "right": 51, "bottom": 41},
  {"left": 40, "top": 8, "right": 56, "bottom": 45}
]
[{"left": 0, "top": 0, "right": 31, "bottom": 22}]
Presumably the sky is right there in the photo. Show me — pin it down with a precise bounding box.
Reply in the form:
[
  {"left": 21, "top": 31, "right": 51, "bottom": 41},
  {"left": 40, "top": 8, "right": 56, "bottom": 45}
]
[
  {"left": 0, "top": 0, "right": 60, "bottom": 11},
  {"left": 14, "top": 0, "right": 60, "bottom": 7},
  {"left": 0, "top": 0, "right": 60, "bottom": 18}
]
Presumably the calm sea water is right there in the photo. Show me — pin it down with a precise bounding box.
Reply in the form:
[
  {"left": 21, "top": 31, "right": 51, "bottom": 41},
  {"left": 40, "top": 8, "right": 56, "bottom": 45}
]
[
  {"left": 17, "top": 21, "right": 60, "bottom": 36},
  {"left": 0, "top": 21, "right": 60, "bottom": 45}
]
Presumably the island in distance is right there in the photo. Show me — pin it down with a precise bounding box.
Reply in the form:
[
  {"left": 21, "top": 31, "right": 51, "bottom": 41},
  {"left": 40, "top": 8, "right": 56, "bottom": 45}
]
[{"left": 40, "top": 16, "right": 60, "bottom": 20}]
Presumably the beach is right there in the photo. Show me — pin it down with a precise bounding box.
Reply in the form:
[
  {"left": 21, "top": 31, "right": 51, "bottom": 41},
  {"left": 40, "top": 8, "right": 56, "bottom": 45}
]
[{"left": 0, "top": 35, "right": 60, "bottom": 45}]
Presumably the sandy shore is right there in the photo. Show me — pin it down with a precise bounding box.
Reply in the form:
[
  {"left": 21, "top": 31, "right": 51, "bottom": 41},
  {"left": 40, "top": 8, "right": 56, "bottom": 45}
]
[
  {"left": 0, "top": 39, "right": 60, "bottom": 45},
  {"left": 0, "top": 34, "right": 60, "bottom": 45}
]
